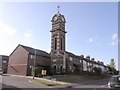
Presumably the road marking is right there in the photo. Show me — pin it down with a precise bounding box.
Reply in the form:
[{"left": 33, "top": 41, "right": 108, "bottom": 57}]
[
  {"left": 101, "top": 85, "right": 106, "bottom": 87},
  {"left": 29, "top": 80, "right": 31, "bottom": 83}
]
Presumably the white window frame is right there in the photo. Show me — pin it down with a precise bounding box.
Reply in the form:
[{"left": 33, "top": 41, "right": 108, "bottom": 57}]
[
  {"left": 3, "top": 60, "right": 7, "bottom": 63},
  {"left": 69, "top": 57, "right": 73, "bottom": 62}
]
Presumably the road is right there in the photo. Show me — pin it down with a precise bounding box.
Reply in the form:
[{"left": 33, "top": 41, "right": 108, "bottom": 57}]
[
  {"left": 53, "top": 77, "right": 110, "bottom": 90},
  {"left": 0, "top": 75, "right": 2, "bottom": 90},
  {"left": 1, "top": 74, "right": 118, "bottom": 90},
  {"left": 1, "top": 74, "right": 49, "bottom": 89},
  {"left": 63, "top": 78, "right": 110, "bottom": 90}
]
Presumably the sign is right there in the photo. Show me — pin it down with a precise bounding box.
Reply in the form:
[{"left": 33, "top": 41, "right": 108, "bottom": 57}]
[{"left": 41, "top": 70, "right": 47, "bottom": 76}]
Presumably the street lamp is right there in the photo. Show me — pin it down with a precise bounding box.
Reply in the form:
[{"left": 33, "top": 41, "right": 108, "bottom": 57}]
[{"left": 33, "top": 49, "right": 36, "bottom": 80}]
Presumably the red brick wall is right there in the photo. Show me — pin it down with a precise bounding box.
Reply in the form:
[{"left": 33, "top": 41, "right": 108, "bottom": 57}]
[
  {"left": 7, "top": 46, "right": 29, "bottom": 76},
  {"left": 7, "top": 65, "right": 27, "bottom": 75}
]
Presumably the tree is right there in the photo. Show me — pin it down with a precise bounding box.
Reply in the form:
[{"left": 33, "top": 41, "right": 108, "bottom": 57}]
[
  {"left": 31, "top": 67, "right": 35, "bottom": 76},
  {"left": 110, "top": 59, "right": 115, "bottom": 69},
  {"left": 108, "top": 59, "right": 117, "bottom": 74}
]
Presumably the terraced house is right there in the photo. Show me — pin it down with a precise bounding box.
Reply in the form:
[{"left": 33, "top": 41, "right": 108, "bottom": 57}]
[
  {"left": 7, "top": 7, "right": 108, "bottom": 76},
  {"left": 0, "top": 55, "right": 9, "bottom": 74}
]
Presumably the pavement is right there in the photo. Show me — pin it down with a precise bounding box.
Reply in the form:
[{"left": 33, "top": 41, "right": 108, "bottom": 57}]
[
  {"left": 4, "top": 74, "right": 69, "bottom": 85},
  {"left": 2, "top": 74, "right": 50, "bottom": 88}
]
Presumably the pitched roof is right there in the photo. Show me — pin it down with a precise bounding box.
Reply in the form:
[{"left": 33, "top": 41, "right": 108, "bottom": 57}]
[
  {"left": 0, "top": 55, "right": 9, "bottom": 60},
  {"left": 20, "top": 44, "right": 50, "bottom": 57},
  {"left": 65, "top": 51, "right": 77, "bottom": 57}
]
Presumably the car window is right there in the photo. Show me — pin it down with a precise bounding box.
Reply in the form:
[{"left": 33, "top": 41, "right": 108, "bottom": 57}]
[
  {"left": 117, "top": 77, "right": 120, "bottom": 81},
  {"left": 110, "top": 77, "right": 116, "bottom": 81},
  {"left": 110, "top": 77, "right": 120, "bottom": 82},
  {"left": 110, "top": 76, "right": 120, "bottom": 82}
]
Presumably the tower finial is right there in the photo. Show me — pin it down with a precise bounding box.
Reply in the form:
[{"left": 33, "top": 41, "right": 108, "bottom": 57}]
[{"left": 57, "top": 6, "right": 60, "bottom": 13}]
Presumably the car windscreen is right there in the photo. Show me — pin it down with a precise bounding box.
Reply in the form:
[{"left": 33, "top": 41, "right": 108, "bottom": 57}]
[
  {"left": 110, "top": 76, "right": 120, "bottom": 82},
  {"left": 118, "top": 76, "right": 120, "bottom": 81}
]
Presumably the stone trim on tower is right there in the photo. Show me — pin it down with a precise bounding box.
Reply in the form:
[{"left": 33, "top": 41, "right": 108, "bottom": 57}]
[{"left": 50, "top": 6, "right": 67, "bottom": 75}]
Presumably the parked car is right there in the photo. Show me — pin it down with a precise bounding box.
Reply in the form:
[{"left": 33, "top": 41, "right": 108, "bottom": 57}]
[{"left": 108, "top": 75, "right": 120, "bottom": 89}]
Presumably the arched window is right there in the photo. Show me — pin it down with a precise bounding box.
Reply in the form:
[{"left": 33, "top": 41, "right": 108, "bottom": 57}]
[
  {"left": 53, "top": 65, "right": 57, "bottom": 75},
  {"left": 54, "top": 38, "right": 57, "bottom": 50},
  {"left": 60, "top": 65, "right": 63, "bottom": 74},
  {"left": 61, "top": 38, "right": 63, "bottom": 50}
]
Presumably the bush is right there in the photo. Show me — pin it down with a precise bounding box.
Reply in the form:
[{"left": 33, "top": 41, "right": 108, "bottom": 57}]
[
  {"left": 31, "top": 67, "right": 35, "bottom": 76},
  {"left": 92, "top": 67, "right": 102, "bottom": 75},
  {"left": 37, "top": 73, "right": 42, "bottom": 78}
]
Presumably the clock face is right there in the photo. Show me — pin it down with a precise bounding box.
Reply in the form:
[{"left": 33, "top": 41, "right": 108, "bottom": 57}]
[{"left": 54, "top": 16, "right": 57, "bottom": 21}]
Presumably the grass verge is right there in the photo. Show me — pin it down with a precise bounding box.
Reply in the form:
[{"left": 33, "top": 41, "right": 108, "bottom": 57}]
[{"left": 52, "top": 74, "right": 108, "bottom": 83}]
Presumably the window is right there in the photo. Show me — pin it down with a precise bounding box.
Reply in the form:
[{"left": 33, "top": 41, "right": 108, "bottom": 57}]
[
  {"left": 118, "top": 77, "right": 120, "bottom": 81},
  {"left": 31, "top": 55, "right": 35, "bottom": 59},
  {"left": 61, "top": 38, "right": 63, "bottom": 50},
  {"left": 110, "top": 77, "right": 120, "bottom": 82},
  {"left": 80, "top": 60, "right": 81, "bottom": 63},
  {"left": 3, "top": 60, "right": 7, "bottom": 63},
  {"left": 54, "top": 38, "right": 57, "bottom": 50},
  {"left": 70, "top": 66, "right": 72, "bottom": 69},
  {"left": 53, "top": 65, "right": 57, "bottom": 75},
  {"left": 53, "top": 60, "right": 56, "bottom": 62},
  {"left": 60, "top": 66, "right": 63, "bottom": 74},
  {"left": 69, "top": 57, "right": 73, "bottom": 62}
]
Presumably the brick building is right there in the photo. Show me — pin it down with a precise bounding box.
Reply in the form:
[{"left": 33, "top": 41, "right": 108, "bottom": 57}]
[
  {"left": 0, "top": 55, "right": 9, "bottom": 74},
  {"left": 7, "top": 44, "right": 50, "bottom": 76},
  {"left": 7, "top": 7, "right": 108, "bottom": 76}
]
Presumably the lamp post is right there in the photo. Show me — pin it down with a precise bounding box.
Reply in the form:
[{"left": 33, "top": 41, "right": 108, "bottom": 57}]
[{"left": 33, "top": 49, "right": 36, "bottom": 80}]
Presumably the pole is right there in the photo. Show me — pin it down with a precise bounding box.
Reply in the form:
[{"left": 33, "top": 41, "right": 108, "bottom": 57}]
[{"left": 33, "top": 49, "right": 36, "bottom": 79}]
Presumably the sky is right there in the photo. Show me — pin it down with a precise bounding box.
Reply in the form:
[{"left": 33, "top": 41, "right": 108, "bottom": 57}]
[{"left": 0, "top": 2, "right": 118, "bottom": 69}]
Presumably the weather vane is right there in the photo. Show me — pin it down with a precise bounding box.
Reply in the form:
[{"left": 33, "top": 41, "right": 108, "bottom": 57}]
[{"left": 57, "top": 6, "right": 60, "bottom": 13}]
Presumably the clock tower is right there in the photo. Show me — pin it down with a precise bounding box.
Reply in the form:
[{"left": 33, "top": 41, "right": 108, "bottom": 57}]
[{"left": 50, "top": 6, "right": 66, "bottom": 75}]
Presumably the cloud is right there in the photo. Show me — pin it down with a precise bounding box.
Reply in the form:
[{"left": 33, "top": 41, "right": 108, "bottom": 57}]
[
  {"left": 112, "top": 33, "right": 117, "bottom": 40},
  {"left": 88, "top": 37, "right": 101, "bottom": 45},
  {"left": 89, "top": 38, "right": 93, "bottom": 43},
  {"left": 110, "top": 41, "right": 118, "bottom": 46},
  {"left": 110, "top": 33, "right": 118, "bottom": 46},
  {"left": 111, "top": 42, "right": 116, "bottom": 46},
  {"left": 23, "top": 32, "right": 33, "bottom": 44},
  {"left": 24, "top": 32, "right": 31, "bottom": 37},
  {"left": 0, "top": 22, "right": 17, "bottom": 35}
]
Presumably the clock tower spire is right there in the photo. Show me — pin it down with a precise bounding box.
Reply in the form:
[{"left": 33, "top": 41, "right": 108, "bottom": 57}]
[
  {"left": 57, "top": 6, "right": 60, "bottom": 13},
  {"left": 50, "top": 6, "right": 66, "bottom": 75}
]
